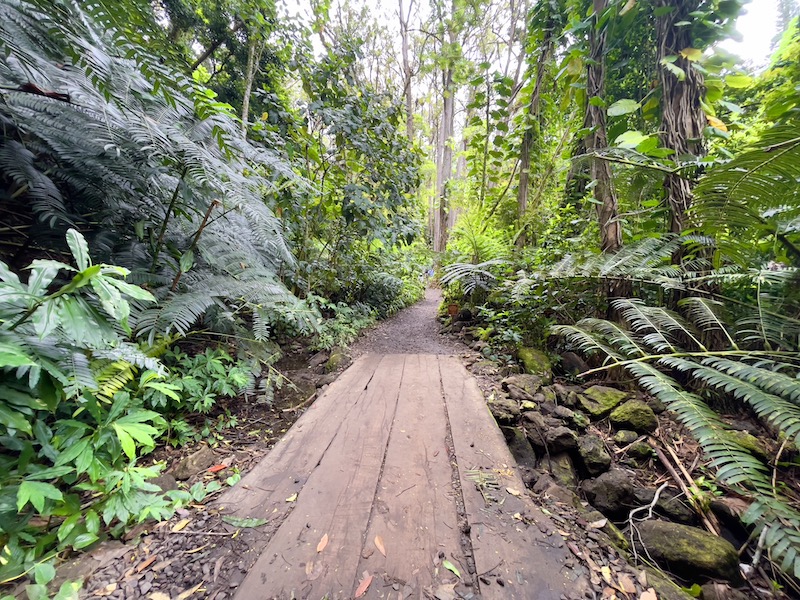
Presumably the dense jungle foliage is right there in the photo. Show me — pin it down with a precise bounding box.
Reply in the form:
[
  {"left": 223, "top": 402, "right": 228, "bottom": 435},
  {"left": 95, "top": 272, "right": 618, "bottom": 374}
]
[{"left": 1, "top": 0, "right": 800, "bottom": 596}]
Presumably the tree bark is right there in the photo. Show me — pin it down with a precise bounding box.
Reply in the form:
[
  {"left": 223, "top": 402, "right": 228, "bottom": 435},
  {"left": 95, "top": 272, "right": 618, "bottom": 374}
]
[
  {"left": 399, "top": 0, "right": 415, "bottom": 140},
  {"left": 656, "top": 0, "right": 706, "bottom": 234},
  {"left": 436, "top": 64, "right": 455, "bottom": 252},
  {"left": 585, "top": 0, "right": 622, "bottom": 253}
]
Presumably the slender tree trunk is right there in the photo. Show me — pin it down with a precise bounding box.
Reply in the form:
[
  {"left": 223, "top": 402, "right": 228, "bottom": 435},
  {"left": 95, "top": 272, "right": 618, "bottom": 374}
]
[
  {"left": 399, "top": 0, "right": 415, "bottom": 140},
  {"left": 585, "top": 0, "right": 622, "bottom": 253},
  {"left": 436, "top": 65, "right": 455, "bottom": 252},
  {"left": 516, "top": 10, "right": 556, "bottom": 247},
  {"left": 241, "top": 36, "right": 258, "bottom": 137},
  {"left": 656, "top": 0, "right": 706, "bottom": 234}
]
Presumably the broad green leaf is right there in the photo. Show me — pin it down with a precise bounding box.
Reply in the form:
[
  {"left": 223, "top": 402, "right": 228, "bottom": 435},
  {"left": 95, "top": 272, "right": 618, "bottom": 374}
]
[
  {"left": 72, "top": 532, "right": 99, "bottom": 549},
  {"left": 607, "top": 99, "right": 640, "bottom": 117},
  {"left": 23, "top": 584, "right": 48, "bottom": 600},
  {"left": 17, "top": 480, "right": 63, "bottom": 512},
  {"left": 85, "top": 510, "right": 100, "bottom": 534},
  {"left": 179, "top": 250, "right": 194, "bottom": 273},
  {"left": 0, "top": 343, "right": 36, "bottom": 368},
  {"left": 66, "top": 229, "right": 91, "bottom": 271},
  {"left": 222, "top": 515, "right": 268, "bottom": 528},
  {"left": 725, "top": 74, "right": 752, "bottom": 88},
  {"left": 105, "top": 277, "right": 156, "bottom": 302},
  {"left": 52, "top": 581, "right": 82, "bottom": 600},
  {"left": 0, "top": 404, "right": 33, "bottom": 435},
  {"left": 619, "top": 0, "right": 635, "bottom": 15},
  {"left": 679, "top": 47, "right": 702, "bottom": 61},
  {"left": 661, "top": 60, "right": 686, "bottom": 81},
  {"left": 57, "top": 512, "right": 81, "bottom": 542},
  {"left": 26, "top": 261, "right": 61, "bottom": 295},
  {"left": 112, "top": 423, "right": 136, "bottom": 460},
  {"left": 33, "top": 562, "right": 55, "bottom": 585},
  {"left": 614, "top": 130, "right": 648, "bottom": 149},
  {"left": 719, "top": 100, "right": 743, "bottom": 113},
  {"left": 32, "top": 300, "right": 60, "bottom": 339}
]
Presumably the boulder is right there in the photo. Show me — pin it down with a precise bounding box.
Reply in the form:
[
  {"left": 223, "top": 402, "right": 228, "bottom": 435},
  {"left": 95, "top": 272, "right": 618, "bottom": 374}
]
[
  {"left": 325, "top": 347, "right": 351, "bottom": 373},
  {"left": 579, "top": 385, "right": 629, "bottom": 418},
  {"left": 471, "top": 360, "right": 499, "bottom": 376},
  {"left": 577, "top": 435, "right": 612, "bottom": 476},
  {"left": 554, "top": 405, "right": 589, "bottom": 430},
  {"left": 728, "top": 430, "right": 769, "bottom": 461},
  {"left": 488, "top": 397, "right": 520, "bottom": 425},
  {"left": 633, "top": 487, "right": 695, "bottom": 525},
  {"left": 613, "top": 430, "right": 639, "bottom": 445},
  {"left": 609, "top": 400, "right": 658, "bottom": 433},
  {"left": 456, "top": 308, "right": 473, "bottom": 322},
  {"left": 544, "top": 426, "right": 578, "bottom": 453},
  {"left": 582, "top": 469, "right": 635, "bottom": 517},
  {"left": 635, "top": 520, "right": 742, "bottom": 584},
  {"left": 559, "top": 351, "right": 590, "bottom": 376},
  {"left": 149, "top": 473, "right": 178, "bottom": 492},
  {"left": 647, "top": 396, "right": 667, "bottom": 414},
  {"left": 501, "top": 427, "right": 538, "bottom": 470},
  {"left": 516, "top": 347, "right": 553, "bottom": 383},
  {"left": 542, "top": 452, "right": 578, "bottom": 490},
  {"left": 502, "top": 374, "right": 543, "bottom": 397},
  {"left": 628, "top": 441, "right": 654, "bottom": 460},
  {"left": 171, "top": 445, "right": 217, "bottom": 481}
]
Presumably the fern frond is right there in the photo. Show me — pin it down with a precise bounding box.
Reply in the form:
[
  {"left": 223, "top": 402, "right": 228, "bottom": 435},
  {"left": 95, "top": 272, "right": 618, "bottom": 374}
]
[{"left": 679, "top": 297, "right": 738, "bottom": 349}]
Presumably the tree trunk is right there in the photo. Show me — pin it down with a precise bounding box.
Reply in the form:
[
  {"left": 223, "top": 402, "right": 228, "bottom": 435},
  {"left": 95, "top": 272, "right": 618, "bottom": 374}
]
[
  {"left": 436, "top": 65, "right": 455, "bottom": 252},
  {"left": 656, "top": 0, "right": 706, "bottom": 234},
  {"left": 399, "top": 0, "right": 415, "bottom": 140},
  {"left": 241, "top": 36, "right": 258, "bottom": 137},
  {"left": 585, "top": 0, "right": 622, "bottom": 253},
  {"left": 516, "top": 9, "right": 556, "bottom": 247}
]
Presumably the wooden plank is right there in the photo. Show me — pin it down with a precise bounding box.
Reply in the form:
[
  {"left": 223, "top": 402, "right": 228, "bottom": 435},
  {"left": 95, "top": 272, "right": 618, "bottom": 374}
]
[
  {"left": 439, "top": 356, "right": 574, "bottom": 599},
  {"left": 355, "top": 354, "right": 464, "bottom": 597},
  {"left": 234, "top": 355, "right": 406, "bottom": 600},
  {"left": 219, "top": 353, "right": 382, "bottom": 519}
]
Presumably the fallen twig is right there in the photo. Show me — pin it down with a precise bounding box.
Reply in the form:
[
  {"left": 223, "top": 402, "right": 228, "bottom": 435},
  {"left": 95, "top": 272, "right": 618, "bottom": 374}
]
[{"left": 281, "top": 392, "right": 317, "bottom": 413}]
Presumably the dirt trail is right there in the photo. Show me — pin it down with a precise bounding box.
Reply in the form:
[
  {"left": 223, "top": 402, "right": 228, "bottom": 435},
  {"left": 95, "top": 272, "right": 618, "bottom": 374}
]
[{"left": 349, "top": 287, "right": 462, "bottom": 356}]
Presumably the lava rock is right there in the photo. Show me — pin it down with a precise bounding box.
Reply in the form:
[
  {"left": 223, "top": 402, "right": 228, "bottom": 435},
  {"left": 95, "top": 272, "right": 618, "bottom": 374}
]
[
  {"left": 308, "top": 350, "right": 329, "bottom": 369},
  {"left": 646, "top": 396, "right": 667, "bottom": 414},
  {"left": 582, "top": 469, "right": 635, "bottom": 518},
  {"left": 609, "top": 400, "right": 658, "bottom": 433},
  {"left": 171, "top": 445, "right": 218, "bottom": 480},
  {"left": 579, "top": 385, "right": 630, "bottom": 418},
  {"left": 633, "top": 487, "right": 695, "bottom": 525},
  {"left": 455, "top": 308, "right": 473, "bottom": 322},
  {"left": 728, "top": 430, "right": 769, "bottom": 461},
  {"left": 502, "top": 374, "right": 543, "bottom": 397},
  {"left": 613, "top": 430, "right": 639, "bottom": 445},
  {"left": 542, "top": 452, "right": 578, "bottom": 489},
  {"left": 501, "top": 427, "right": 538, "bottom": 470},
  {"left": 149, "top": 474, "right": 178, "bottom": 492},
  {"left": 627, "top": 441, "right": 654, "bottom": 460},
  {"left": 516, "top": 347, "right": 553, "bottom": 383},
  {"left": 635, "top": 520, "right": 742, "bottom": 584},
  {"left": 577, "top": 435, "right": 612, "bottom": 476},
  {"left": 559, "top": 351, "right": 590, "bottom": 376},
  {"left": 488, "top": 397, "right": 520, "bottom": 425},
  {"left": 545, "top": 426, "right": 579, "bottom": 453},
  {"left": 325, "top": 347, "right": 350, "bottom": 372}
]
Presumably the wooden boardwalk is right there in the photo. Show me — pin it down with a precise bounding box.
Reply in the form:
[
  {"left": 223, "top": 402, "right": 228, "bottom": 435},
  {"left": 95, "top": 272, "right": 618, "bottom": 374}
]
[{"left": 219, "top": 354, "right": 576, "bottom": 599}]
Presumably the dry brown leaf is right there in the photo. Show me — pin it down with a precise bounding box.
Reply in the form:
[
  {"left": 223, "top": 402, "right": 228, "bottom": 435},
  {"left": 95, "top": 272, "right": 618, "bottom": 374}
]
[
  {"left": 354, "top": 571, "right": 373, "bottom": 597},
  {"left": 317, "top": 533, "right": 329, "bottom": 553},
  {"left": 176, "top": 582, "right": 203, "bottom": 599},
  {"left": 618, "top": 574, "right": 636, "bottom": 594},
  {"left": 374, "top": 535, "right": 386, "bottom": 557},
  {"left": 148, "top": 594, "right": 170, "bottom": 600},
  {"left": 589, "top": 518, "right": 608, "bottom": 529},
  {"left": 136, "top": 556, "right": 157, "bottom": 573},
  {"left": 93, "top": 583, "right": 117, "bottom": 596},
  {"left": 171, "top": 518, "right": 190, "bottom": 532},
  {"left": 639, "top": 588, "right": 657, "bottom": 600},
  {"left": 637, "top": 571, "right": 648, "bottom": 588},
  {"left": 601, "top": 587, "right": 618, "bottom": 599}
]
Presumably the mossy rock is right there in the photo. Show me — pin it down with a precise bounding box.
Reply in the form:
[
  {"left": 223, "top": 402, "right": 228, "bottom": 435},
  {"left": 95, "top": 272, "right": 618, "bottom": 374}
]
[
  {"left": 635, "top": 520, "right": 742, "bottom": 584},
  {"left": 579, "top": 385, "right": 630, "bottom": 418},
  {"left": 325, "top": 347, "right": 350, "bottom": 372},
  {"left": 628, "top": 441, "right": 654, "bottom": 460},
  {"left": 577, "top": 434, "right": 612, "bottom": 476},
  {"left": 516, "top": 347, "right": 552, "bottom": 383},
  {"left": 581, "top": 510, "right": 629, "bottom": 551},
  {"left": 542, "top": 452, "right": 578, "bottom": 489},
  {"left": 613, "top": 430, "right": 639, "bottom": 445},
  {"left": 609, "top": 400, "right": 658, "bottom": 433},
  {"left": 728, "top": 430, "right": 769, "bottom": 461}
]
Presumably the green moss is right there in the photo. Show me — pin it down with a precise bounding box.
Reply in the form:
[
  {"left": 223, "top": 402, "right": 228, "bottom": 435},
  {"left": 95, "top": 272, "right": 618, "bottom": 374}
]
[
  {"left": 728, "top": 430, "right": 769, "bottom": 461},
  {"left": 517, "top": 346, "right": 552, "bottom": 382},
  {"left": 579, "top": 385, "right": 629, "bottom": 418},
  {"left": 609, "top": 400, "right": 658, "bottom": 433}
]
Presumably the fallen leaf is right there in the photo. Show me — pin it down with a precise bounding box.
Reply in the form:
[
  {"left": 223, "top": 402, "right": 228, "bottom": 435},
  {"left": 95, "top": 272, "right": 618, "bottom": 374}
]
[
  {"left": 588, "top": 518, "right": 608, "bottom": 529},
  {"left": 93, "top": 583, "right": 117, "bottom": 596},
  {"left": 184, "top": 544, "right": 209, "bottom": 554},
  {"left": 317, "top": 533, "right": 329, "bottom": 553},
  {"left": 433, "top": 582, "right": 458, "bottom": 600},
  {"left": 601, "top": 587, "right": 618, "bottom": 599},
  {"left": 512, "top": 512, "right": 523, "bottom": 521},
  {"left": 208, "top": 464, "right": 227, "bottom": 473},
  {"left": 618, "top": 574, "right": 636, "bottom": 594},
  {"left": 354, "top": 571, "right": 373, "bottom": 597},
  {"left": 148, "top": 594, "right": 170, "bottom": 600},
  {"left": 639, "top": 588, "right": 658, "bottom": 600},
  {"left": 222, "top": 515, "right": 267, "bottom": 528},
  {"left": 442, "top": 559, "right": 460, "bottom": 578},
  {"left": 567, "top": 542, "right": 584, "bottom": 559},
  {"left": 637, "top": 571, "right": 648, "bottom": 587},
  {"left": 374, "top": 535, "right": 386, "bottom": 557},
  {"left": 506, "top": 487, "right": 521, "bottom": 497},
  {"left": 136, "top": 556, "right": 157, "bottom": 573},
  {"left": 601, "top": 565, "right": 614, "bottom": 585},
  {"left": 286, "top": 493, "right": 298, "bottom": 502},
  {"left": 176, "top": 582, "right": 203, "bottom": 599},
  {"left": 171, "top": 518, "right": 190, "bottom": 532},
  {"left": 305, "top": 561, "right": 315, "bottom": 576}
]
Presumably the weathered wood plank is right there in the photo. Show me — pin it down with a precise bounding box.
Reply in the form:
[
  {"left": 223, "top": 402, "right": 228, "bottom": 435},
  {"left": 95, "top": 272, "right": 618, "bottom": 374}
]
[
  {"left": 439, "top": 355, "right": 573, "bottom": 599},
  {"left": 356, "top": 354, "right": 464, "bottom": 597},
  {"left": 234, "top": 355, "right": 406, "bottom": 600},
  {"left": 219, "top": 353, "right": 382, "bottom": 520}
]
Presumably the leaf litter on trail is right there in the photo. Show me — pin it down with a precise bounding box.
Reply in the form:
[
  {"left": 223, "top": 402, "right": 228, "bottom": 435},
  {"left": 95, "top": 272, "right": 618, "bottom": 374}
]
[
  {"left": 374, "top": 534, "right": 386, "bottom": 556},
  {"left": 354, "top": 571, "right": 373, "bottom": 597},
  {"left": 171, "top": 518, "right": 190, "bottom": 532},
  {"left": 221, "top": 515, "right": 267, "bottom": 528},
  {"left": 316, "top": 533, "right": 329, "bottom": 553}
]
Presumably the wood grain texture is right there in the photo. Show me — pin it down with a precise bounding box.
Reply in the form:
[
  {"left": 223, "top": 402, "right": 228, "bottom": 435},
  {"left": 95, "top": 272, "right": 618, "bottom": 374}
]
[{"left": 439, "top": 355, "right": 574, "bottom": 599}]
